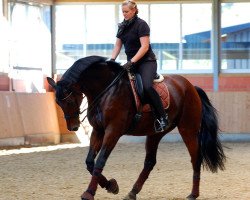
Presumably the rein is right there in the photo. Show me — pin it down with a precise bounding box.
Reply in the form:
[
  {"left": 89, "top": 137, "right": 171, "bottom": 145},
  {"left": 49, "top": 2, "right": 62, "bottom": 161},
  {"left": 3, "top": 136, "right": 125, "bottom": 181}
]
[
  {"left": 61, "top": 91, "right": 73, "bottom": 100},
  {"left": 82, "top": 69, "right": 126, "bottom": 122},
  {"left": 59, "top": 90, "right": 84, "bottom": 120},
  {"left": 63, "top": 93, "right": 83, "bottom": 120}
]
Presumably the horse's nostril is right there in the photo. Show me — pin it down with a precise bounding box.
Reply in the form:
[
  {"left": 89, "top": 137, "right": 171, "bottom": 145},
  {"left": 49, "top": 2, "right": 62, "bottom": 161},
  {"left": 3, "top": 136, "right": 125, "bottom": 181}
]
[{"left": 72, "top": 127, "right": 79, "bottom": 131}]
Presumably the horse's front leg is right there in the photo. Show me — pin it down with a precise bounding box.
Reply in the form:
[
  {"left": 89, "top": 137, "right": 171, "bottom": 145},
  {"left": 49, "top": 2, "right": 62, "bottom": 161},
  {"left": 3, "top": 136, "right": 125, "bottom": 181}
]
[
  {"left": 81, "top": 133, "right": 120, "bottom": 200},
  {"left": 85, "top": 130, "right": 119, "bottom": 194},
  {"left": 124, "top": 134, "right": 163, "bottom": 200}
]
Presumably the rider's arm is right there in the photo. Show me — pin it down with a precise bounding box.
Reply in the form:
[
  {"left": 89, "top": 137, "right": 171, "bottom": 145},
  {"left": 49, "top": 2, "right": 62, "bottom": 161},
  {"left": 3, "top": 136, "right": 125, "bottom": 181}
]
[
  {"left": 111, "top": 38, "right": 122, "bottom": 60},
  {"left": 130, "top": 36, "right": 149, "bottom": 63}
]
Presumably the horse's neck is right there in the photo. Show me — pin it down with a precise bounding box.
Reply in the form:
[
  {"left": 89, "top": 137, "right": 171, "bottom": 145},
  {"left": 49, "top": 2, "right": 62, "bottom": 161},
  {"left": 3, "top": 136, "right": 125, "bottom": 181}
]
[{"left": 80, "top": 69, "right": 122, "bottom": 102}]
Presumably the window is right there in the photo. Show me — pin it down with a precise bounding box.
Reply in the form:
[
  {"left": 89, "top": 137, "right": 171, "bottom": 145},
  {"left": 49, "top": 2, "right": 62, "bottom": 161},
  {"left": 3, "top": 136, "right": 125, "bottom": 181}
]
[
  {"left": 221, "top": 2, "right": 250, "bottom": 70},
  {"left": 54, "top": 2, "right": 249, "bottom": 74},
  {"left": 181, "top": 3, "right": 212, "bottom": 70},
  {"left": 55, "top": 5, "right": 116, "bottom": 73},
  {"left": 85, "top": 5, "right": 116, "bottom": 57},
  {"left": 55, "top": 3, "right": 213, "bottom": 73},
  {"left": 0, "top": 0, "right": 3, "bottom": 16},
  {"left": 151, "top": 3, "right": 212, "bottom": 71},
  {"left": 55, "top": 5, "right": 85, "bottom": 72},
  {"left": 8, "top": 3, "right": 51, "bottom": 92},
  {"left": 0, "top": 0, "right": 9, "bottom": 73},
  {"left": 0, "top": 0, "right": 8, "bottom": 73},
  {"left": 150, "top": 4, "right": 180, "bottom": 70}
]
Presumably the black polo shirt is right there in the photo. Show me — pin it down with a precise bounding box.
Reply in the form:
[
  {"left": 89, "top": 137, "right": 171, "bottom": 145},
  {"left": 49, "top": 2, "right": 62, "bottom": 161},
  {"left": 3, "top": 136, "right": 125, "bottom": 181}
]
[{"left": 116, "top": 17, "right": 156, "bottom": 61}]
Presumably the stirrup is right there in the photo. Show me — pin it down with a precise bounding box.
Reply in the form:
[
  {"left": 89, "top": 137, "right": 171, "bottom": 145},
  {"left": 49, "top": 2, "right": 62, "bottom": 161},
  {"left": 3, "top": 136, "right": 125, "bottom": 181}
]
[{"left": 154, "top": 115, "right": 169, "bottom": 133}]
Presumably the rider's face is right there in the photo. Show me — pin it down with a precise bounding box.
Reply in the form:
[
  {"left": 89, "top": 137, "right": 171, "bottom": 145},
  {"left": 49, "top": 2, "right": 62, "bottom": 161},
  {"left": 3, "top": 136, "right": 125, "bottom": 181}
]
[{"left": 122, "top": 5, "right": 136, "bottom": 20}]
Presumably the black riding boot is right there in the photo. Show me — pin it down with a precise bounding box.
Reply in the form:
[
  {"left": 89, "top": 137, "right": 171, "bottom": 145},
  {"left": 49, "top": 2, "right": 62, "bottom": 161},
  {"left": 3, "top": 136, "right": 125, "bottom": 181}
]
[{"left": 146, "top": 87, "right": 169, "bottom": 133}]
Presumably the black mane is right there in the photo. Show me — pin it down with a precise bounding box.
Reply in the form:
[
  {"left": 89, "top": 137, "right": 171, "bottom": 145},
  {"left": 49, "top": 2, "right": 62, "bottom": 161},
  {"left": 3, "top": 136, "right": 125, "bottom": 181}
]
[
  {"left": 56, "top": 56, "right": 123, "bottom": 100},
  {"left": 60, "top": 56, "right": 107, "bottom": 85}
]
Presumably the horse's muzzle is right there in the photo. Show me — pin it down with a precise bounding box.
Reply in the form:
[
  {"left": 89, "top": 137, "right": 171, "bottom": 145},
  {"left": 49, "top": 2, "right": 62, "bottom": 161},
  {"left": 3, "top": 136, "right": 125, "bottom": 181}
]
[
  {"left": 71, "top": 127, "right": 79, "bottom": 131},
  {"left": 67, "top": 124, "right": 79, "bottom": 131}
]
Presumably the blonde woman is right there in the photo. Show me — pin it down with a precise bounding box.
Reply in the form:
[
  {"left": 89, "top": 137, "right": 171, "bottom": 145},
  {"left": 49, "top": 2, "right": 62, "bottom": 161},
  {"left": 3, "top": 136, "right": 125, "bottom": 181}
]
[{"left": 111, "top": 0, "right": 168, "bottom": 133}]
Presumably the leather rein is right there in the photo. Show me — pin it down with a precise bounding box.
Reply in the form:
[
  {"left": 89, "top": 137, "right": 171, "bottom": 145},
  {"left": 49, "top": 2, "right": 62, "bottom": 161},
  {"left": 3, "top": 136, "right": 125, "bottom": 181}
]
[
  {"left": 81, "top": 69, "right": 126, "bottom": 122},
  {"left": 59, "top": 68, "right": 126, "bottom": 121}
]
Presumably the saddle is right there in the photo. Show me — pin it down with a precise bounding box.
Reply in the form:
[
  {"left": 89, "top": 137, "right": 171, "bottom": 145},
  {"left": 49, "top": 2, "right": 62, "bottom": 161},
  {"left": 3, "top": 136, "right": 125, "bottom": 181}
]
[{"left": 128, "top": 73, "right": 170, "bottom": 113}]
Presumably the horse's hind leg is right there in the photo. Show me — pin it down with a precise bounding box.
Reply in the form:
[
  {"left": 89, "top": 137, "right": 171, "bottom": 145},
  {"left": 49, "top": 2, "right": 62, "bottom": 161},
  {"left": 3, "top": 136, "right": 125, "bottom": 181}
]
[
  {"left": 179, "top": 128, "right": 202, "bottom": 200},
  {"left": 124, "top": 134, "right": 164, "bottom": 200},
  {"left": 85, "top": 129, "right": 118, "bottom": 194},
  {"left": 176, "top": 85, "right": 203, "bottom": 199}
]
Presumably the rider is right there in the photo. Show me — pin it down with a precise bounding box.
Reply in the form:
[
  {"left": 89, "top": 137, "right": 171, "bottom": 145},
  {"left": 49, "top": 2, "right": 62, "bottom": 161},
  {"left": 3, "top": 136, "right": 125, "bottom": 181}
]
[{"left": 110, "top": 0, "right": 169, "bottom": 133}]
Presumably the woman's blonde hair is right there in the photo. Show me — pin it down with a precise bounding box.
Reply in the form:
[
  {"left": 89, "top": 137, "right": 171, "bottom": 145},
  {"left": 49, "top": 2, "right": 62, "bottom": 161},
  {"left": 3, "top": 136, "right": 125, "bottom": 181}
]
[{"left": 122, "top": 0, "right": 139, "bottom": 14}]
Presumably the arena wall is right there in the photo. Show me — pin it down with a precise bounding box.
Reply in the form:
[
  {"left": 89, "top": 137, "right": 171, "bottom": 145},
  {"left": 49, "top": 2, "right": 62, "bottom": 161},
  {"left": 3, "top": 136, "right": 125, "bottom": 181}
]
[
  {"left": 0, "top": 84, "right": 250, "bottom": 147},
  {"left": 57, "top": 91, "right": 250, "bottom": 143},
  {"left": 0, "top": 92, "right": 60, "bottom": 146}
]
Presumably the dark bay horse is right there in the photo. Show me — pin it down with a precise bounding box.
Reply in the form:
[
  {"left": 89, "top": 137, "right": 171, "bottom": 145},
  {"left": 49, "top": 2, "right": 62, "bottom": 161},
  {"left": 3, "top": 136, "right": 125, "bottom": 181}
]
[{"left": 47, "top": 55, "right": 226, "bottom": 200}]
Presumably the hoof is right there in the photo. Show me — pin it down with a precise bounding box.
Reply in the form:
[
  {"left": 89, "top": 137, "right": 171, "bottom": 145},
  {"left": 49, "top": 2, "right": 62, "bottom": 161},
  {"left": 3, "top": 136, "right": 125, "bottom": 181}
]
[
  {"left": 81, "top": 191, "right": 94, "bottom": 200},
  {"left": 186, "top": 194, "right": 198, "bottom": 200},
  {"left": 123, "top": 191, "right": 136, "bottom": 200},
  {"left": 106, "top": 178, "right": 119, "bottom": 194}
]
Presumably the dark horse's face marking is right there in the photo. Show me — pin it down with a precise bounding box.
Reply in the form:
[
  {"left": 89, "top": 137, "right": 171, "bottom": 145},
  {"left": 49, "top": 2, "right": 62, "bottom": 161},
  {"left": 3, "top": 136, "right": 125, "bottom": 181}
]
[{"left": 47, "top": 77, "right": 83, "bottom": 131}]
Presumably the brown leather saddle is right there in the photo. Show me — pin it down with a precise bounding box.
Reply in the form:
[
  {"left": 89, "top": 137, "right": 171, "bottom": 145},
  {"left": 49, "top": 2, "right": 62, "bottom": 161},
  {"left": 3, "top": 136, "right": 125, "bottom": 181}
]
[{"left": 128, "top": 73, "right": 170, "bottom": 113}]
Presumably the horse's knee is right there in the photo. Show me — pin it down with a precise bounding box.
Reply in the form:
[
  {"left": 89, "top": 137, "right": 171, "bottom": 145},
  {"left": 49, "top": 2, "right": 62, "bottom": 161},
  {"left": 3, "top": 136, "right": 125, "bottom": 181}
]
[
  {"left": 85, "top": 148, "right": 96, "bottom": 173},
  {"left": 86, "top": 160, "right": 94, "bottom": 174},
  {"left": 95, "top": 147, "right": 109, "bottom": 169},
  {"left": 144, "top": 158, "right": 156, "bottom": 170}
]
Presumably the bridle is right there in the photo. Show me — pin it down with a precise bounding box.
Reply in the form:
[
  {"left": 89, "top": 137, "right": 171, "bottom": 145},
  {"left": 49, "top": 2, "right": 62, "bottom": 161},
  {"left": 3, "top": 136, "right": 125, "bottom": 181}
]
[
  {"left": 58, "top": 68, "right": 126, "bottom": 122},
  {"left": 60, "top": 91, "right": 73, "bottom": 101},
  {"left": 57, "top": 90, "right": 82, "bottom": 120}
]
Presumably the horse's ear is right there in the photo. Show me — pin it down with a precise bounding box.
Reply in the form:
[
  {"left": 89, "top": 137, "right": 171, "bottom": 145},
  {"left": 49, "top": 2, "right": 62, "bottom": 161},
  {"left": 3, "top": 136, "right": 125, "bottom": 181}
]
[{"left": 47, "top": 77, "right": 57, "bottom": 90}]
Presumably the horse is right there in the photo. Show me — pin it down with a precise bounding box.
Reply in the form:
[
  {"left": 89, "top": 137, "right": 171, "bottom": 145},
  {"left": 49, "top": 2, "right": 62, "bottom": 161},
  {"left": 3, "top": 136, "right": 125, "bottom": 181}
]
[{"left": 47, "top": 55, "right": 226, "bottom": 200}]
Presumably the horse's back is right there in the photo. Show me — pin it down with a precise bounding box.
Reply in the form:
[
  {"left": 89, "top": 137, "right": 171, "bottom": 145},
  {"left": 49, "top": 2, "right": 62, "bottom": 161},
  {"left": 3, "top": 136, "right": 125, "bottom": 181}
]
[
  {"left": 163, "top": 74, "right": 201, "bottom": 101},
  {"left": 162, "top": 74, "right": 194, "bottom": 103},
  {"left": 163, "top": 74, "right": 195, "bottom": 91}
]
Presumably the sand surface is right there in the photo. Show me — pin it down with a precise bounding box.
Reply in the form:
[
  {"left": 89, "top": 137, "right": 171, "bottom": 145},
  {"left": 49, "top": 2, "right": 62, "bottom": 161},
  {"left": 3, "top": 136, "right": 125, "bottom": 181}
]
[{"left": 0, "top": 142, "right": 249, "bottom": 200}]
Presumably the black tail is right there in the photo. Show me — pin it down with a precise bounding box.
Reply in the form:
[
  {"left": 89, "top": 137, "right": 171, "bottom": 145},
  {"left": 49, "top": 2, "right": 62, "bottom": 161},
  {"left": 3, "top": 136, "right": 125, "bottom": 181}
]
[{"left": 195, "top": 86, "right": 226, "bottom": 173}]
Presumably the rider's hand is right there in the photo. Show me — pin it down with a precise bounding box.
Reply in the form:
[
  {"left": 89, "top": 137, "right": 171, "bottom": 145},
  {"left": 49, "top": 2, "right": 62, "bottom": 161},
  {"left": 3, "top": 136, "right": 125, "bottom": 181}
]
[
  {"left": 106, "top": 58, "right": 117, "bottom": 66},
  {"left": 122, "top": 61, "right": 134, "bottom": 71}
]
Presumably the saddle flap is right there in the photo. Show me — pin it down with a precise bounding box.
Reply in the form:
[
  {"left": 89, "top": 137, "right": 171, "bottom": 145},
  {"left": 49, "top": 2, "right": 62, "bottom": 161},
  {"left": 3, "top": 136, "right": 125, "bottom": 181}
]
[
  {"left": 134, "top": 73, "right": 144, "bottom": 102},
  {"left": 129, "top": 73, "right": 170, "bottom": 113}
]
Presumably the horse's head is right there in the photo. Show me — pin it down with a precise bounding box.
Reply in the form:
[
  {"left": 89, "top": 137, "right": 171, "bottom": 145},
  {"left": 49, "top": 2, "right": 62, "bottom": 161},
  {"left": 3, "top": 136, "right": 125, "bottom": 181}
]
[
  {"left": 47, "top": 56, "right": 124, "bottom": 131},
  {"left": 47, "top": 77, "right": 83, "bottom": 131}
]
